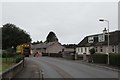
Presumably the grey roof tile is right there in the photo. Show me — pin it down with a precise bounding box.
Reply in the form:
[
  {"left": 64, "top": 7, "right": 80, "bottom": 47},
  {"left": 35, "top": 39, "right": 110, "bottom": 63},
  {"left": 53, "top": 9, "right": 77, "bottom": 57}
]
[{"left": 78, "top": 30, "right": 120, "bottom": 47}]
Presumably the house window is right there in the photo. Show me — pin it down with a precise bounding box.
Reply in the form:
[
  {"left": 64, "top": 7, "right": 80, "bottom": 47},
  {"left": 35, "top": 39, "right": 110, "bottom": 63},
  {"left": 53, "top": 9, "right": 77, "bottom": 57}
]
[
  {"left": 81, "top": 48, "right": 83, "bottom": 53},
  {"left": 88, "top": 37, "right": 94, "bottom": 43},
  {"left": 112, "top": 46, "right": 115, "bottom": 53},
  {"left": 85, "top": 47, "right": 87, "bottom": 52},
  {"left": 95, "top": 47, "right": 98, "bottom": 52},
  {"left": 98, "top": 34, "right": 105, "bottom": 42},
  {"left": 100, "top": 47, "right": 103, "bottom": 52},
  {"left": 88, "top": 47, "right": 90, "bottom": 51},
  {"left": 77, "top": 48, "right": 79, "bottom": 52}
]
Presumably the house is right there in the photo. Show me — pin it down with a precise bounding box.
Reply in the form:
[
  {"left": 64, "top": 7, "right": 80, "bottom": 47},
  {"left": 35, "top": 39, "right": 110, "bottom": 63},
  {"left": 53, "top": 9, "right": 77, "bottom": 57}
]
[
  {"left": 31, "top": 41, "right": 65, "bottom": 55},
  {"left": 76, "top": 30, "right": 120, "bottom": 55},
  {"left": 62, "top": 44, "right": 77, "bottom": 59},
  {"left": 63, "top": 44, "right": 77, "bottom": 52}
]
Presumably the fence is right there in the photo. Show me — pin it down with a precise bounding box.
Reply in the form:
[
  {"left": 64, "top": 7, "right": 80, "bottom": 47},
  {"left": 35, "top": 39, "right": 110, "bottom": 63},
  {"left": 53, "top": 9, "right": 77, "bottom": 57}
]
[
  {"left": 2, "top": 60, "right": 24, "bottom": 79},
  {"left": 2, "top": 50, "right": 24, "bottom": 79}
]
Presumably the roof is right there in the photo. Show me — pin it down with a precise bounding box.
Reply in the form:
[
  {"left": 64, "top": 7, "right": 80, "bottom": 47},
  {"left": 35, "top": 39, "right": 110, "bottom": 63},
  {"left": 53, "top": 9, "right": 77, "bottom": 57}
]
[
  {"left": 31, "top": 42, "right": 55, "bottom": 49},
  {"left": 78, "top": 30, "right": 120, "bottom": 47},
  {"left": 62, "top": 44, "right": 77, "bottom": 48},
  {"left": 31, "top": 41, "right": 63, "bottom": 49}
]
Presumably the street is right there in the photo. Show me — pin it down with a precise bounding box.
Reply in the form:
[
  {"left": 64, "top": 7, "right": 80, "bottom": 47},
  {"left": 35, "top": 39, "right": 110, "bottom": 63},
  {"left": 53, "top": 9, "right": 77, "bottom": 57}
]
[{"left": 13, "top": 56, "right": 118, "bottom": 79}]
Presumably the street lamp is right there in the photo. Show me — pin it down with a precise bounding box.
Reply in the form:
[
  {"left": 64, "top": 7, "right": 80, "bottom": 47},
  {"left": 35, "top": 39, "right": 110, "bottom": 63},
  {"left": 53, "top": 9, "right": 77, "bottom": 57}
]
[{"left": 99, "top": 18, "right": 110, "bottom": 64}]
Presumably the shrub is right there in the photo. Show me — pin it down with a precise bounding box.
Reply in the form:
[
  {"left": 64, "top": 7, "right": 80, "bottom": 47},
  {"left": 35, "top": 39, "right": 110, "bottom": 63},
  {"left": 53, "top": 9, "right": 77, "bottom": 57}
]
[
  {"left": 89, "top": 48, "right": 95, "bottom": 55},
  {"left": 89, "top": 48, "right": 95, "bottom": 62},
  {"left": 93, "top": 53, "right": 107, "bottom": 64},
  {"left": 15, "top": 55, "right": 24, "bottom": 63},
  {"left": 2, "top": 50, "right": 16, "bottom": 58},
  {"left": 49, "top": 53, "right": 62, "bottom": 57},
  {"left": 77, "top": 54, "right": 83, "bottom": 60},
  {"left": 42, "top": 53, "right": 48, "bottom": 56},
  {"left": 2, "top": 51, "right": 8, "bottom": 58},
  {"left": 109, "top": 53, "right": 120, "bottom": 67}
]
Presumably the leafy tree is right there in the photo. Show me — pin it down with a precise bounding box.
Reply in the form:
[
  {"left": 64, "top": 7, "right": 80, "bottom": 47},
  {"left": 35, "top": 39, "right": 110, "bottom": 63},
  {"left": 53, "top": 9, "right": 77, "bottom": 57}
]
[
  {"left": 89, "top": 48, "right": 95, "bottom": 55},
  {"left": 89, "top": 48, "right": 95, "bottom": 62},
  {"left": 32, "top": 40, "right": 43, "bottom": 45},
  {"left": 2, "top": 23, "right": 31, "bottom": 50},
  {"left": 46, "top": 31, "right": 58, "bottom": 43}
]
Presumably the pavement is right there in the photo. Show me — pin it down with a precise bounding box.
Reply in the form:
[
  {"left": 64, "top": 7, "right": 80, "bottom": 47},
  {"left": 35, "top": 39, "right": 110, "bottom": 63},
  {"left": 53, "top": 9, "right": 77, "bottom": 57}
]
[
  {"left": 79, "top": 60, "right": 120, "bottom": 72},
  {"left": 56, "top": 57, "right": 120, "bottom": 72},
  {"left": 12, "top": 57, "right": 42, "bottom": 79}
]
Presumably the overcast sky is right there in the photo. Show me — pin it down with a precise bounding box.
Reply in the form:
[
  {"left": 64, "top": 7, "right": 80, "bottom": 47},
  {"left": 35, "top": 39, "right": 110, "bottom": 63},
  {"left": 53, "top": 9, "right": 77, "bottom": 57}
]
[{"left": 2, "top": 1, "right": 119, "bottom": 44}]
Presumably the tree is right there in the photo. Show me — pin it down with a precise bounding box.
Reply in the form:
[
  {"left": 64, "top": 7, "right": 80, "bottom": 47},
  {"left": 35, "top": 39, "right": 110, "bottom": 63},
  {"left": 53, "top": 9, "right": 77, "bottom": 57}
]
[
  {"left": 2, "top": 23, "right": 31, "bottom": 50},
  {"left": 89, "top": 48, "right": 95, "bottom": 62},
  {"left": 32, "top": 40, "right": 43, "bottom": 45},
  {"left": 46, "top": 31, "right": 58, "bottom": 43},
  {"left": 89, "top": 48, "right": 95, "bottom": 55}
]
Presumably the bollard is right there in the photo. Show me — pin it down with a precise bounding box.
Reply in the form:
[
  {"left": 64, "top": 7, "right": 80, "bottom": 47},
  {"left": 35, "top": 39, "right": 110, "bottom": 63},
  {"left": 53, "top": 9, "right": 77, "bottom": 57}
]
[{"left": 41, "top": 70, "right": 44, "bottom": 80}]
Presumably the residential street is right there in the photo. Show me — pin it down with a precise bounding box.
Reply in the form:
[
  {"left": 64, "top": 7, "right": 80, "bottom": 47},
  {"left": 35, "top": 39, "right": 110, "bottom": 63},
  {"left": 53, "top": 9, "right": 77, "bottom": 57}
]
[{"left": 12, "top": 56, "right": 119, "bottom": 79}]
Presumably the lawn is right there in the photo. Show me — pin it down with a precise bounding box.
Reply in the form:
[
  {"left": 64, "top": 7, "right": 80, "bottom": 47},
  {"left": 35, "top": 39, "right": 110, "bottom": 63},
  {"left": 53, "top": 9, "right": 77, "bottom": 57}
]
[
  {"left": 0, "top": 58, "right": 16, "bottom": 72},
  {"left": 2, "top": 63, "right": 15, "bottom": 72},
  {"left": 0, "top": 50, "right": 24, "bottom": 72}
]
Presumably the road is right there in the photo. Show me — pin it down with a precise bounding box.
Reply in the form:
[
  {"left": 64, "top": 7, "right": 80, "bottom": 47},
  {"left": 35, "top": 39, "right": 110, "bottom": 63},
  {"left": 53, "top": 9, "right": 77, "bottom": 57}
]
[{"left": 13, "top": 57, "right": 119, "bottom": 79}]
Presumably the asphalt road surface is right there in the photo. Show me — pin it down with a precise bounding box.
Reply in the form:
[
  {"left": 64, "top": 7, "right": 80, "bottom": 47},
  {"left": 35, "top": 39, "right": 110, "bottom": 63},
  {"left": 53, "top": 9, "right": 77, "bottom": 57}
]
[{"left": 13, "top": 57, "right": 119, "bottom": 79}]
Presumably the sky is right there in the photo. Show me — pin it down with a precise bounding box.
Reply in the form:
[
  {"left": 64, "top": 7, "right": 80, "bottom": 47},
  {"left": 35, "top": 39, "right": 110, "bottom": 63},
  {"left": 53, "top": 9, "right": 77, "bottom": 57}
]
[{"left": 1, "top": 0, "right": 119, "bottom": 44}]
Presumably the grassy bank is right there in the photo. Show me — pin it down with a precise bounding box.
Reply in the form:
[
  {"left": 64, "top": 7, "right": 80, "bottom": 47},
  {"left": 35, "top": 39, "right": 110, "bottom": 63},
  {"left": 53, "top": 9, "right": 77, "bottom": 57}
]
[
  {"left": 0, "top": 58, "right": 15, "bottom": 72},
  {"left": 2, "top": 63, "right": 15, "bottom": 72},
  {"left": 0, "top": 54, "right": 24, "bottom": 72}
]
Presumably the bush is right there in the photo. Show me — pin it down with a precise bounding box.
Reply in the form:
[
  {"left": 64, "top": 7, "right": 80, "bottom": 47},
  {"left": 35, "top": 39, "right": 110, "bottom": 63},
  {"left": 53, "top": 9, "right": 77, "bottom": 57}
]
[
  {"left": 49, "top": 53, "right": 62, "bottom": 57},
  {"left": 2, "top": 51, "right": 8, "bottom": 58},
  {"left": 89, "top": 48, "right": 95, "bottom": 55},
  {"left": 15, "top": 55, "right": 24, "bottom": 63},
  {"left": 2, "top": 50, "right": 16, "bottom": 58},
  {"left": 42, "top": 53, "right": 48, "bottom": 56},
  {"left": 93, "top": 53, "right": 107, "bottom": 64},
  {"left": 77, "top": 54, "right": 83, "bottom": 60},
  {"left": 109, "top": 53, "right": 120, "bottom": 67}
]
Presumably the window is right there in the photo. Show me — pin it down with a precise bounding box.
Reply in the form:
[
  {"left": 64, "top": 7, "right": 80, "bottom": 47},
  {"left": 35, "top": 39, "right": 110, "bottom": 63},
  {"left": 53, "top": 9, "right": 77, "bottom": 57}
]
[
  {"left": 88, "top": 47, "right": 90, "bottom": 52},
  {"left": 95, "top": 47, "right": 98, "bottom": 52},
  {"left": 112, "top": 46, "right": 115, "bottom": 53},
  {"left": 85, "top": 47, "right": 87, "bottom": 52},
  {"left": 88, "top": 37, "right": 94, "bottom": 43},
  {"left": 77, "top": 48, "right": 79, "bottom": 52},
  {"left": 81, "top": 48, "right": 83, "bottom": 53},
  {"left": 98, "top": 35, "right": 105, "bottom": 42},
  {"left": 100, "top": 47, "right": 103, "bottom": 52}
]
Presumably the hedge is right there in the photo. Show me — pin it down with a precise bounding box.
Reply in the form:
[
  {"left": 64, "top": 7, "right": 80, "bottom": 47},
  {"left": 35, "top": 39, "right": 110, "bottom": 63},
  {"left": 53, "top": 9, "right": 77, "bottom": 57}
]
[
  {"left": 49, "top": 53, "right": 62, "bottom": 57},
  {"left": 2, "top": 50, "right": 17, "bottom": 58},
  {"left": 2, "top": 50, "right": 24, "bottom": 63},
  {"left": 42, "top": 53, "right": 48, "bottom": 56},
  {"left": 93, "top": 53, "right": 108, "bottom": 64},
  {"left": 109, "top": 53, "right": 120, "bottom": 67},
  {"left": 77, "top": 54, "right": 83, "bottom": 60},
  {"left": 15, "top": 54, "right": 24, "bottom": 63}
]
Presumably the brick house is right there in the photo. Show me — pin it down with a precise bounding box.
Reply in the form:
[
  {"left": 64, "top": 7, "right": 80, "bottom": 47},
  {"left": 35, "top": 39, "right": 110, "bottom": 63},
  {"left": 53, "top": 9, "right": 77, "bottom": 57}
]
[{"left": 76, "top": 30, "right": 120, "bottom": 55}]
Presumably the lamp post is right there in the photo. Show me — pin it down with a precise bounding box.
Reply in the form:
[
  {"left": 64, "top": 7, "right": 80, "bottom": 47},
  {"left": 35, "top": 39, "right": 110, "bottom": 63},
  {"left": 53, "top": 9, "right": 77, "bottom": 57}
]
[{"left": 99, "top": 19, "right": 110, "bottom": 64}]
